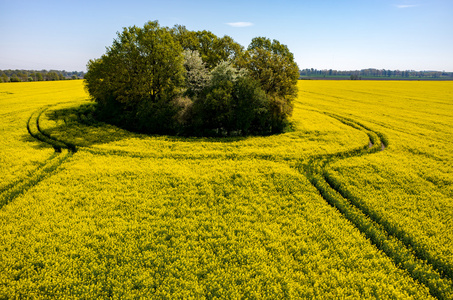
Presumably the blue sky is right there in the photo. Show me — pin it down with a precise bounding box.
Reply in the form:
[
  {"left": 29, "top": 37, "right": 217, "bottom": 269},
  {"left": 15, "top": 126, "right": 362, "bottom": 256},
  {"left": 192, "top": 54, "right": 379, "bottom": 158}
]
[{"left": 1, "top": 0, "right": 452, "bottom": 71}]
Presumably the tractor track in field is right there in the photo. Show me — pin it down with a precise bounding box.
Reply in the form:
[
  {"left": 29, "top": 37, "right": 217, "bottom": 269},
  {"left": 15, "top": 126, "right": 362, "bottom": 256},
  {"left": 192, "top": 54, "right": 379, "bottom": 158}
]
[
  {"left": 35, "top": 106, "right": 78, "bottom": 153},
  {"left": 298, "top": 112, "right": 453, "bottom": 300},
  {"left": 0, "top": 105, "right": 77, "bottom": 209},
  {"left": 0, "top": 151, "right": 72, "bottom": 209}
]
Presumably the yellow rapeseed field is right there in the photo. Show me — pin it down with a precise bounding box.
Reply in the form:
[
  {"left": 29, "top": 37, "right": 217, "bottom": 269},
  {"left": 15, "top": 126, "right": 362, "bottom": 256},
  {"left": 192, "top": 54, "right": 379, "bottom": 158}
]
[{"left": 0, "top": 80, "right": 452, "bottom": 298}]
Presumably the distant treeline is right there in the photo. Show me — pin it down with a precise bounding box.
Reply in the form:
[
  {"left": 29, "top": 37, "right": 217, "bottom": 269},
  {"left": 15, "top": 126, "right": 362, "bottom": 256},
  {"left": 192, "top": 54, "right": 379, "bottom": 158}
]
[
  {"left": 3, "top": 68, "right": 451, "bottom": 82},
  {"left": 0, "top": 70, "right": 85, "bottom": 83},
  {"left": 300, "top": 68, "right": 453, "bottom": 80}
]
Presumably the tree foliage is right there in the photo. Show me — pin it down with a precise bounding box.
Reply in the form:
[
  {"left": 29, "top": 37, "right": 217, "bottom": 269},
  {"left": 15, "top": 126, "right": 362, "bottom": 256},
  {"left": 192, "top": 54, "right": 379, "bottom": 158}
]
[
  {"left": 240, "top": 37, "right": 300, "bottom": 132},
  {"left": 188, "top": 62, "right": 270, "bottom": 136},
  {"left": 182, "top": 50, "right": 211, "bottom": 97},
  {"left": 85, "top": 21, "right": 299, "bottom": 136},
  {"left": 85, "top": 21, "right": 185, "bottom": 133}
]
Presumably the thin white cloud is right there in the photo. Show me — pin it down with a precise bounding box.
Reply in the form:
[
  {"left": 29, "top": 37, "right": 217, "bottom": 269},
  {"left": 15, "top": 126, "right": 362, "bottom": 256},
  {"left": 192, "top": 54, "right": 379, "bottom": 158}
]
[
  {"left": 226, "top": 22, "right": 254, "bottom": 28},
  {"left": 396, "top": 4, "right": 419, "bottom": 8}
]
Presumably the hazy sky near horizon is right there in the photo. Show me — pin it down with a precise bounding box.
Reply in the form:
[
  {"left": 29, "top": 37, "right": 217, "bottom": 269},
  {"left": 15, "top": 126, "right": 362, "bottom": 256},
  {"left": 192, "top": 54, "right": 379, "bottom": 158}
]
[{"left": 1, "top": 0, "right": 452, "bottom": 72}]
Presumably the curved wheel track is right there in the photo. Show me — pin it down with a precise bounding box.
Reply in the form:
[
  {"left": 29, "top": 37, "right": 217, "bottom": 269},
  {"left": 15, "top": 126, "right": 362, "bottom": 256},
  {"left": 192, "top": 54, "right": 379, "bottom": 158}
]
[{"left": 0, "top": 106, "right": 75, "bottom": 209}]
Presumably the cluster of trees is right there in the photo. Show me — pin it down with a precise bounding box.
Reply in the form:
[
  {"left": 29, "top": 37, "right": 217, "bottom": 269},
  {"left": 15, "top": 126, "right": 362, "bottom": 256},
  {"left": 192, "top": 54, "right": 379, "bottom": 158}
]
[
  {"left": 85, "top": 21, "right": 299, "bottom": 137},
  {"left": 300, "top": 68, "right": 453, "bottom": 80},
  {"left": 0, "top": 70, "right": 84, "bottom": 83}
]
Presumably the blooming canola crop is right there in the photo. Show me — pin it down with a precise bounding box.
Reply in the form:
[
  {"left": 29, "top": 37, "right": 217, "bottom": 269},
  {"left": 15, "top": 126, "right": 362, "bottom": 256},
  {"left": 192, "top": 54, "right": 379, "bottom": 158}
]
[{"left": 0, "top": 80, "right": 452, "bottom": 298}]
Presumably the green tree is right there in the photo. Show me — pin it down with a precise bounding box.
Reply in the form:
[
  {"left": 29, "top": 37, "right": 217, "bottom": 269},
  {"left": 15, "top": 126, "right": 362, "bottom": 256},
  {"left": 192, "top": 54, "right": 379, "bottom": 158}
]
[
  {"left": 1, "top": 73, "right": 8, "bottom": 83},
  {"left": 215, "top": 35, "right": 243, "bottom": 65},
  {"left": 241, "top": 37, "right": 299, "bottom": 132},
  {"left": 182, "top": 50, "right": 211, "bottom": 97},
  {"left": 191, "top": 62, "right": 269, "bottom": 136},
  {"left": 192, "top": 62, "right": 237, "bottom": 134},
  {"left": 170, "top": 25, "right": 199, "bottom": 51},
  {"left": 171, "top": 27, "right": 243, "bottom": 70},
  {"left": 85, "top": 21, "right": 185, "bottom": 134},
  {"left": 194, "top": 30, "right": 221, "bottom": 69},
  {"left": 10, "top": 74, "right": 21, "bottom": 82},
  {"left": 47, "top": 72, "right": 59, "bottom": 81},
  {"left": 16, "top": 72, "right": 27, "bottom": 82},
  {"left": 233, "top": 74, "right": 270, "bottom": 135}
]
